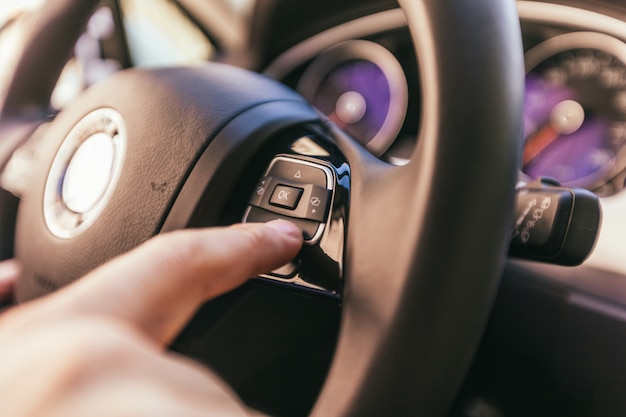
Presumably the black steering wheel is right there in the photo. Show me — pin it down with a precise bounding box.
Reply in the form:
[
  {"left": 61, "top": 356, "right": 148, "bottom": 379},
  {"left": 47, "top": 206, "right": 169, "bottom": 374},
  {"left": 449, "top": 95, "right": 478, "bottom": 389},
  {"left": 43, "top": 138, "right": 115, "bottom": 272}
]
[{"left": 0, "top": 0, "right": 524, "bottom": 416}]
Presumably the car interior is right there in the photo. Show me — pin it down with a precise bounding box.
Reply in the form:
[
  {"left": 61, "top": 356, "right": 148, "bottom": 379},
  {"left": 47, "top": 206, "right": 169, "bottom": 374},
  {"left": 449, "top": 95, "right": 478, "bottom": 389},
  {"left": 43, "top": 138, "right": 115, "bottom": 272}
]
[{"left": 0, "top": 0, "right": 625, "bottom": 416}]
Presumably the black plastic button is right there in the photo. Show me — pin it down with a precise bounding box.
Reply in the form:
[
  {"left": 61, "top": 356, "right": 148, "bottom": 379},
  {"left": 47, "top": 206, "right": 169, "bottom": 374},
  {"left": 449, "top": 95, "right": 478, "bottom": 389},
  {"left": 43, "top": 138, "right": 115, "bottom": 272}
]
[
  {"left": 249, "top": 177, "right": 269, "bottom": 207},
  {"left": 305, "top": 186, "right": 331, "bottom": 222},
  {"left": 268, "top": 159, "right": 328, "bottom": 187},
  {"left": 269, "top": 184, "right": 303, "bottom": 210},
  {"left": 250, "top": 179, "right": 331, "bottom": 223}
]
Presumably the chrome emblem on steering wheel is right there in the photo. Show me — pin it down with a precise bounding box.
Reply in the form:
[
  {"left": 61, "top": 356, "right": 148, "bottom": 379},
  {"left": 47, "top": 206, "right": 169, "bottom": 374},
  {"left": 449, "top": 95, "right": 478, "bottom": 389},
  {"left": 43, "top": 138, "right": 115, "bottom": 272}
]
[{"left": 44, "top": 108, "right": 126, "bottom": 238}]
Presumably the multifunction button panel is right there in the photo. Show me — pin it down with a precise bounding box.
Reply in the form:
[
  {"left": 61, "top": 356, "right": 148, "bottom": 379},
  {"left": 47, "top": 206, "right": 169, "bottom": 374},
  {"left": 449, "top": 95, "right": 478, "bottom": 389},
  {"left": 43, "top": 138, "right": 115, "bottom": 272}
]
[{"left": 244, "top": 156, "right": 334, "bottom": 244}]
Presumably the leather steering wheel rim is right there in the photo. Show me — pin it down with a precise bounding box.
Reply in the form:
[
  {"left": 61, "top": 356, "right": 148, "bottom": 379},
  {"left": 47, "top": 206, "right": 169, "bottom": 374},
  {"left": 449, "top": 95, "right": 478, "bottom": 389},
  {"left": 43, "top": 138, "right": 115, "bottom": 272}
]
[
  {"left": 0, "top": 1, "right": 524, "bottom": 416},
  {"left": 312, "top": 1, "right": 523, "bottom": 414}
]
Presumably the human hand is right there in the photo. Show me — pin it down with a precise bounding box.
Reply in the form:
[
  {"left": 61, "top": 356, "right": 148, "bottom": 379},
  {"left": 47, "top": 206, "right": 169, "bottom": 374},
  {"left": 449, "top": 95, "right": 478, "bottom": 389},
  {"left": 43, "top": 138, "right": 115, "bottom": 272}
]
[{"left": 0, "top": 220, "right": 302, "bottom": 417}]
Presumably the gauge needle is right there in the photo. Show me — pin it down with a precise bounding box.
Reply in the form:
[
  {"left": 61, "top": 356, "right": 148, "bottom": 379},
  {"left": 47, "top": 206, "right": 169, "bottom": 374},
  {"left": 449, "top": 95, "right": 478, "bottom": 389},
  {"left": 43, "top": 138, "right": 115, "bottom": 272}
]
[
  {"left": 523, "top": 125, "right": 559, "bottom": 165},
  {"left": 524, "top": 99, "right": 585, "bottom": 165}
]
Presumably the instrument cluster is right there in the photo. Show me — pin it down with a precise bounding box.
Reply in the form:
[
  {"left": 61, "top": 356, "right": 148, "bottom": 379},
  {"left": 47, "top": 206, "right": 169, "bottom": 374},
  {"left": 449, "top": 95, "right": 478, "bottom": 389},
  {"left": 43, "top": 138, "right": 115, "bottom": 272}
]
[{"left": 269, "top": 3, "right": 626, "bottom": 196}]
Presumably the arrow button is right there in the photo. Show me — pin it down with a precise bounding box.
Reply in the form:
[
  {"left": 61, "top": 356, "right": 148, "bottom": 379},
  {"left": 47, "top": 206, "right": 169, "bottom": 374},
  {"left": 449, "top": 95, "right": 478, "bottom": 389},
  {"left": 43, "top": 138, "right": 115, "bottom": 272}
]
[{"left": 305, "top": 186, "right": 331, "bottom": 222}]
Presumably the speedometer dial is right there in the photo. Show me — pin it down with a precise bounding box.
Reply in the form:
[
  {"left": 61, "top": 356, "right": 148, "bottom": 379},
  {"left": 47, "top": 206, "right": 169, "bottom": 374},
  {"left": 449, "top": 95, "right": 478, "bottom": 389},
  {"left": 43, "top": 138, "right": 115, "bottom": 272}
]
[
  {"left": 298, "top": 40, "right": 408, "bottom": 157},
  {"left": 523, "top": 32, "right": 626, "bottom": 191}
]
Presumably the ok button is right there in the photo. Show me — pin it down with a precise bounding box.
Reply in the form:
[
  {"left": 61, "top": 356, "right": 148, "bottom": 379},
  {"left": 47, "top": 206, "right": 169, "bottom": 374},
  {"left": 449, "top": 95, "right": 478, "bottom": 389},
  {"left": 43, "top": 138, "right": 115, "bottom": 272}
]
[{"left": 269, "top": 184, "right": 304, "bottom": 210}]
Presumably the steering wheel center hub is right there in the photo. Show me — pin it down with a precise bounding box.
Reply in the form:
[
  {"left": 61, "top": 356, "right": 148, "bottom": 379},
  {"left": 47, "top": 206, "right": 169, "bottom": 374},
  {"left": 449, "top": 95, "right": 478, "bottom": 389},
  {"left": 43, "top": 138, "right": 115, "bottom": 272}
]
[{"left": 43, "top": 108, "right": 126, "bottom": 238}]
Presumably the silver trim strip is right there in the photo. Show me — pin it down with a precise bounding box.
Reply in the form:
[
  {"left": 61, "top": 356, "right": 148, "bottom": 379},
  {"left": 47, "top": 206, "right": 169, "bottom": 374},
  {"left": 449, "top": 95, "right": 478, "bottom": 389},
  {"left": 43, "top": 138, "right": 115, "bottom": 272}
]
[
  {"left": 266, "top": 3, "right": 626, "bottom": 81},
  {"left": 263, "top": 9, "right": 407, "bottom": 79},
  {"left": 524, "top": 31, "right": 626, "bottom": 71},
  {"left": 517, "top": 1, "right": 626, "bottom": 40}
]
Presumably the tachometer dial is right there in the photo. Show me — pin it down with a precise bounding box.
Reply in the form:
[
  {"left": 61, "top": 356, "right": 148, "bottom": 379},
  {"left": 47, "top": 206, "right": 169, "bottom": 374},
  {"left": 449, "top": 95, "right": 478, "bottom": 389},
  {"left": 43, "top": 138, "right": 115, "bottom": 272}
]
[
  {"left": 298, "top": 40, "right": 408, "bottom": 157},
  {"left": 523, "top": 32, "right": 626, "bottom": 191}
]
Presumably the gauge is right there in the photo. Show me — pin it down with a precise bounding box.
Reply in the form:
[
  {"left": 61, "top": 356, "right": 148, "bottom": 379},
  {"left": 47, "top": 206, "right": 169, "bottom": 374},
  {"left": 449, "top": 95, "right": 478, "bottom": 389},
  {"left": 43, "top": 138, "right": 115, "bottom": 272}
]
[
  {"left": 298, "top": 40, "right": 408, "bottom": 157},
  {"left": 523, "top": 32, "right": 626, "bottom": 191}
]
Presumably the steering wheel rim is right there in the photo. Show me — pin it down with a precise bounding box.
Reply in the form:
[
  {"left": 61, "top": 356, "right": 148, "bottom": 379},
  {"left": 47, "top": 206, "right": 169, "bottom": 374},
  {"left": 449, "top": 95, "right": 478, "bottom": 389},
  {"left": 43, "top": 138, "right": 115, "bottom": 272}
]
[
  {"left": 0, "top": 0, "right": 524, "bottom": 416},
  {"left": 311, "top": 1, "right": 524, "bottom": 414}
]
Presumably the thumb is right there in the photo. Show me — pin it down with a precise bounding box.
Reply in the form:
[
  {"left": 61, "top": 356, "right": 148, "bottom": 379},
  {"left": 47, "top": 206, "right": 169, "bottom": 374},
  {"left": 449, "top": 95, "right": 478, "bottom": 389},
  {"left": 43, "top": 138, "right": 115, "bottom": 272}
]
[{"left": 26, "top": 220, "right": 302, "bottom": 345}]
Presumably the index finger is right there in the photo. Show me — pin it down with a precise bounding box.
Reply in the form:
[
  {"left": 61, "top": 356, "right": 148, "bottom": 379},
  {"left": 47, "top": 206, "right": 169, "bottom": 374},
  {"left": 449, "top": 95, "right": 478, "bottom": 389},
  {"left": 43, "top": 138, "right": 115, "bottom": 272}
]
[{"left": 21, "top": 220, "right": 302, "bottom": 345}]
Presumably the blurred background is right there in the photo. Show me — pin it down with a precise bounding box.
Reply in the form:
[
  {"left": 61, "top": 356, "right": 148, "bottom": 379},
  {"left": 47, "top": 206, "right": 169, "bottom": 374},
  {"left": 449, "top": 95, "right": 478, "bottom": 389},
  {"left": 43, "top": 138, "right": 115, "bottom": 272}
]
[{"left": 0, "top": 0, "right": 250, "bottom": 110}]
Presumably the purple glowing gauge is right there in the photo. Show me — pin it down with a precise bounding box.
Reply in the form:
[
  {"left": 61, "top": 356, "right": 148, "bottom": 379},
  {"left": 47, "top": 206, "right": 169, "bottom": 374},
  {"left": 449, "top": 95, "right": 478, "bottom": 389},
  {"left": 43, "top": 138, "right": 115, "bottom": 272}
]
[
  {"left": 522, "top": 32, "right": 626, "bottom": 191},
  {"left": 313, "top": 60, "right": 389, "bottom": 142},
  {"left": 298, "top": 40, "right": 408, "bottom": 157}
]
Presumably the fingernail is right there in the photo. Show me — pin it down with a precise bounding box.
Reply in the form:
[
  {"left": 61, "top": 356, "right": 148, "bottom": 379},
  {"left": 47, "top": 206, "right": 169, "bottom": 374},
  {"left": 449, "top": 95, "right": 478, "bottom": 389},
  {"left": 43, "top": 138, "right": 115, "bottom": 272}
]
[
  {"left": 0, "top": 260, "right": 19, "bottom": 298},
  {"left": 266, "top": 219, "right": 302, "bottom": 239},
  {"left": 0, "top": 260, "right": 19, "bottom": 283}
]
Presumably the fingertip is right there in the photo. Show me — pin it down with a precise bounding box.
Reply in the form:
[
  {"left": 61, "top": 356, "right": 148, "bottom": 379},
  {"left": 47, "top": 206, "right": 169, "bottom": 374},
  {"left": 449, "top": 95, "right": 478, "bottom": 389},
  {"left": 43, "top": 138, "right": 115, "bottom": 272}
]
[
  {"left": 0, "top": 259, "right": 20, "bottom": 300},
  {"left": 0, "top": 260, "right": 20, "bottom": 284},
  {"left": 264, "top": 219, "right": 303, "bottom": 241}
]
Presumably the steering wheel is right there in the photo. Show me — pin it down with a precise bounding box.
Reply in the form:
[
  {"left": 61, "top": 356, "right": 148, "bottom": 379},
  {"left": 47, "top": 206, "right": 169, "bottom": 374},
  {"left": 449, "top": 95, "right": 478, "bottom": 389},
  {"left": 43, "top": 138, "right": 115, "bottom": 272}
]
[{"left": 0, "top": 0, "right": 523, "bottom": 416}]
